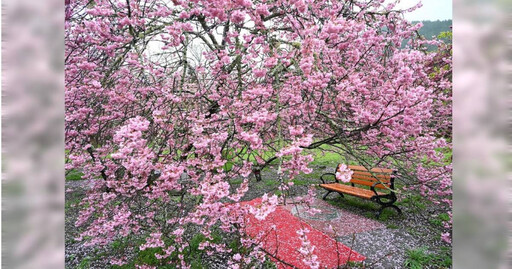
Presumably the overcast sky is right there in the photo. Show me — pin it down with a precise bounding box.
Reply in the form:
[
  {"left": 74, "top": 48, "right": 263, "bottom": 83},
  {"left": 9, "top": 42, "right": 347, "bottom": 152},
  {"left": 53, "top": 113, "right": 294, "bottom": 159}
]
[{"left": 394, "top": 0, "right": 452, "bottom": 21}]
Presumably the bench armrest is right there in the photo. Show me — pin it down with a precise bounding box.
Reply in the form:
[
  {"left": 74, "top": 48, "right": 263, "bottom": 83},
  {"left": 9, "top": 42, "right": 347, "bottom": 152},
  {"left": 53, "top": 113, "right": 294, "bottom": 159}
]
[
  {"left": 370, "top": 181, "right": 386, "bottom": 197},
  {"left": 320, "top": 173, "right": 337, "bottom": 184}
]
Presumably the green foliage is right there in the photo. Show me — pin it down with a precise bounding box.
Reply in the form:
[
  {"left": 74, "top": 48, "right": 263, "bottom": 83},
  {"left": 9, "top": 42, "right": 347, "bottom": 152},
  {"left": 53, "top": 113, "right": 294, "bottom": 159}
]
[
  {"left": 327, "top": 195, "right": 401, "bottom": 221},
  {"left": 65, "top": 200, "right": 78, "bottom": 211},
  {"left": 309, "top": 149, "right": 343, "bottom": 166},
  {"left": 291, "top": 170, "right": 327, "bottom": 187},
  {"left": 110, "top": 240, "right": 123, "bottom": 250},
  {"left": 109, "top": 232, "right": 221, "bottom": 269},
  {"left": 307, "top": 145, "right": 376, "bottom": 167},
  {"left": 222, "top": 142, "right": 367, "bottom": 177},
  {"left": 439, "top": 213, "right": 450, "bottom": 222},
  {"left": 404, "top": 246, "right": 452, "bottom": 269},
  {"left": 429, "top": 213, "right": 450, "bottom": 228},
  {"left": 65, "top": 192, "right": 84, "bottom": 210},
  {"left": 438, "top": 246, "right": 453, "bottom": 268},
  {"left": 263, "top": 259, "right": 278, "bottom": 269},
  {"left": 436, "top": 147, "right": 452, "bottom": 165},
  {"left": 437, "top": 31, "right": 452, "bottom": 41},
  {"left": 190, "top": 233, "right": 206, "bottom": 249},
  {"left": 376, "top": 208, "right": 397, "bottom": 221},
  {"left": 404, "top": 247, "right": 432, "bottom": 269},
  {"left": 264, "top": 179, "right": 279, "bottom": 186},
  {"left": 223, "top": 161, "right": 234, "bottom": 172},
  {"left": 133, "top": 247, "right": 172, "bottom": 268},
  {"left": 413, "top": 20, "right": 452, "bottom": 40},
  {"left": 344, "top": 261, "right": 365, "bottom": 268},
  {"left": 230, "top": 178, "right": 243, "bottom": 184},
  {"left": 327, "top": 196, "right": 377, "bottom": 212},
  {"left": 397, "top": 194, "right": 427, "bottom": 213},
  {"left": 387, "top": 224, "right": 399, "bottom": 229},
  {"left": 291, "top": 178, "right": 316, "bottom": 186},
  {"left": 77, "top": 257, "right": 91, "bottom": 269},
  {"left": 66, "top": 169, "right": 84, "bottom": 181}
]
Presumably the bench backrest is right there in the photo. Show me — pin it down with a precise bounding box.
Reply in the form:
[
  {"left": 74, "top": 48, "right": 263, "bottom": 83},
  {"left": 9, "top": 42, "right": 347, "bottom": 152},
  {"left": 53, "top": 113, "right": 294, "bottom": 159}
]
[{"left": 336, "top": 164, "right": 396, "bottom": 189}]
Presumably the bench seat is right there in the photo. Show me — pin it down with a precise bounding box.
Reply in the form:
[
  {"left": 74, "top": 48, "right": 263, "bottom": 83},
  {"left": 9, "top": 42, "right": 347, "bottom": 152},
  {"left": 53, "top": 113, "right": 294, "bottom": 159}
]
[{"left": 319, "top": 183, "right": 384, "bottom": 199}]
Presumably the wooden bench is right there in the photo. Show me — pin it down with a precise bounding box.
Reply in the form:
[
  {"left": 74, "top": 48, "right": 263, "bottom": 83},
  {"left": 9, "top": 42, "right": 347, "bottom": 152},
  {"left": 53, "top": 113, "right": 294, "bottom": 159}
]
[{"left": 319, "top": 164, "right": 402, "bottom": 218}]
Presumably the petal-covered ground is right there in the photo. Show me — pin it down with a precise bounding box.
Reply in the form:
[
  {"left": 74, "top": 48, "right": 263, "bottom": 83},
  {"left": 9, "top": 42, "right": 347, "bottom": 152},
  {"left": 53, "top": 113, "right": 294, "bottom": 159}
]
[
  {"left": 241, "top": 198, "right": 366, "bottom": 268},
  {"left": 284, "top": 198, "right": 385, "bottom": 237},
  {"left": 66, "top": 179, "right": 449, "bottom": 268}
]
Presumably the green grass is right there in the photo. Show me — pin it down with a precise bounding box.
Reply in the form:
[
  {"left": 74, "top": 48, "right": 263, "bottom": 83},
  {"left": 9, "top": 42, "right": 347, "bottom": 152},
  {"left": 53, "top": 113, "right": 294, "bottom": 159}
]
[
  {"left": 404, "top": 246, "right": 452, "bottom": 269},
  {"left": 377, "top": 207, "right": 401, "bottom": 221},
  {"left": 293, "top": 171, "right": 323, "bottom": 185},
  {"left": 263, "top": 259, "right": 278, "bottom": 269},
  {"left": 110, "top": 240, "right": 124, "bottom": 250},
  {"left": 386, "top": 223, "right": 399, "bottom": 229},
  {"left": 65, "top": 191, "right": 85, "bottom": 211},
  {"left": 230, "top": 178, "right": 243, "bottom": 184},
  {"left": 110, "top": 231, "right": 228, "bottom": 269},
  {"left": 436, "top": 147, "right": 452, "bottom": 165},
  {"left": 396, "top": 194, "right": 427, "bottom": 213},
  {"left": 264, "top": 179, "right": 279, "bottom": 186},
  {"left": 344, "top": 260, "right": 365, "bottom": 268},
  {"left": 309, "top": 149, "right": 343, "bottom": 166},
  {"left": 222, "top": 143, "right": 349, "bottom": 174},
  {"left": 77, "top": 256, "right": 91, "bottom": 269},
  {"left": 291, "top": 178, "right": 316, "bottom": 186},
  {"left": 404, "top": 247, "right": 433, "bottom": 269},
  {"left": 65, "top": 197, "right": 81, "bottom": 210},
  {"left": 110, "top": 247, "right": 179, "bottom": 269},
  {"left": 429, "top": 213, "right": 450, "bottom": 227},
  {"left": 327, "top": 195, "right": 378, "bottom": 211},
  {"left": 66, "top": 169, "right": 84, "bottom": 181},
  {"left": 326, "top": 195, "right": 401, "bottom": 221}
]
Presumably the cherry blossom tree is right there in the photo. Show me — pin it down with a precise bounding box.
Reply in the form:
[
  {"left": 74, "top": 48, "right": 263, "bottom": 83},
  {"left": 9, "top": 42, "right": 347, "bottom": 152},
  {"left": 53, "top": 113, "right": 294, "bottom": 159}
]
[{"left": 65, "top": 0, "right": 452, "bottom": 266}]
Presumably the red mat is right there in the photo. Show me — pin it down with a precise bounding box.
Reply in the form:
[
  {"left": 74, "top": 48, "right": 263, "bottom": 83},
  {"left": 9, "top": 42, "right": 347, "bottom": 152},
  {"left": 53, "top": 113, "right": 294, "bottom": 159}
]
[{"left": 241, "top": 198, "right": 366, "bottom": 268}]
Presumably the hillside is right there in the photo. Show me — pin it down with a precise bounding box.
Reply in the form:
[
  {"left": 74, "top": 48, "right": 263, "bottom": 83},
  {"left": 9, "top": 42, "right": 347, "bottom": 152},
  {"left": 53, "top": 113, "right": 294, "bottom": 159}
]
[
  {"left": 414, "top": 20, "right": 452, "bottom": 40},
  {"left": 402, "top": 20, "right": 452, "bottom": 51}
]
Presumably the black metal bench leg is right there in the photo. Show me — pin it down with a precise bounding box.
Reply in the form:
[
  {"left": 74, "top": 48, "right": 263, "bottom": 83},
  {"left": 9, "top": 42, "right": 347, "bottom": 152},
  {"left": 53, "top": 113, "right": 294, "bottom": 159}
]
[
  {"left": 390, "top": 205, "right": 402, "bottom": 215},
  {"left": 376, "top": 206, "right": 384, "bottom": 219},
  {"left": 338, "top": 192, "right": 344, "bottom": 198},
  {"left": 323, "top": 191, "right": 332, "bottom": 200}
]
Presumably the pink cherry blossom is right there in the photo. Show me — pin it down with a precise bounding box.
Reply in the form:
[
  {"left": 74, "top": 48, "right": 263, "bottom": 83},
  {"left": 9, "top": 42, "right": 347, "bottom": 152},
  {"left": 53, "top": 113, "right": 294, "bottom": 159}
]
[
  {"left": 335, "top": 163, "right": 353, "bottom": 183},
  {"left": 248, "top": 193, "right": 279, "bottom": 220}
]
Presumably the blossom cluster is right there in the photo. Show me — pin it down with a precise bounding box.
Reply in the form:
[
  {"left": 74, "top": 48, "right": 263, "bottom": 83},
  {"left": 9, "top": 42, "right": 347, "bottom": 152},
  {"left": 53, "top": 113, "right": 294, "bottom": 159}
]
[{"left": 335, "top": 163, "right": 354, "bottom": 183}]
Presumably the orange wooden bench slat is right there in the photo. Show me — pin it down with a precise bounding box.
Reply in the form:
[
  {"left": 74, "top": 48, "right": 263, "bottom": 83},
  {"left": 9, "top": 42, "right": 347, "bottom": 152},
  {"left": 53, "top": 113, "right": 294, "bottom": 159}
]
[
  {"left": 348, "top": 178, "right": 389, "bottom": 189},
  {"left": 350, "top": 173, "right": 391, "bottom": 182},
  {"left": 347, "top": 165, "right": 394, "bottom": 174},
  {"left": 351, "top": 170, "right": 392, "bottom": 180},
  {"left": 320, "top": 183, "right": 383, "bottom": 199}
]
